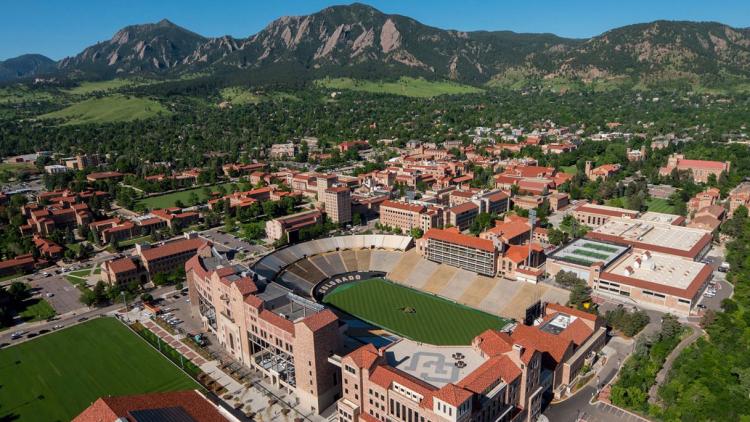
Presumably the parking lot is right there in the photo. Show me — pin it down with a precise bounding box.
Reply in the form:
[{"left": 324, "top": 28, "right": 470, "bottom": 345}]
[{"left": 200, "top": 227, "right": 268, "bottom": 257}]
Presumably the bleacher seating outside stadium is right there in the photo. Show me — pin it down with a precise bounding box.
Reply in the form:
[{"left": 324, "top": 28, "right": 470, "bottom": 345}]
[{"left": 252, "top": 235, "right": 413, "bottom": 296}]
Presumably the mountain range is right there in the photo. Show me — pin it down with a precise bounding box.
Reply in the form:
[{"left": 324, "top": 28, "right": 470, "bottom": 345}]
[{"left": 3, "top": 3, "right": 750, "bottom": 87}]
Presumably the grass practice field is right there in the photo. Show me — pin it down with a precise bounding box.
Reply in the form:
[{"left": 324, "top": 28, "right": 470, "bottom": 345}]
[
  {"left": 316, "top": 77, "right": 484, "bottom": 98},
  {"left": 645, "top": 198, "right": 679, "bottom": 214},
  {"left": 323, "top": 278, "right": 510, "bottom": 345},
  {"left": 0, "top": 317, "right": 198, "bottom": 421},
  {"left": 135, "top": 182, "right": 234, "bottom": 209},
  {"left": 40, "top": 94, "right": 169, "bottom": 125}
]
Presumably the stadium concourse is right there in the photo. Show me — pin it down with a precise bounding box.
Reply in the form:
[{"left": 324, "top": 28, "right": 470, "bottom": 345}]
[{"left": 252, "top": 234, "right": 567, "bottom": 321}]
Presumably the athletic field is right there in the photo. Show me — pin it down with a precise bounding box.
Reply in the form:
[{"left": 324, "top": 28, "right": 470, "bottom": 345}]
[
  {"left": 0, "top": 317, "right": 198, "bottom": 421},
  {"left": 323, "top": 278, "right": 510, "bottom": 345}
]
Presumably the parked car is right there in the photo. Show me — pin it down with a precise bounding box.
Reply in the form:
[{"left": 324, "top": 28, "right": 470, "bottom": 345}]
[
  {"left": 52, "top": 324, "right": 63, "bottom": 330},
  {"left": 10, "top": 331, "right": 23, "bottom": 340},
  {"left": 46, "top": 292, "right": 54, "bottom": 297}
]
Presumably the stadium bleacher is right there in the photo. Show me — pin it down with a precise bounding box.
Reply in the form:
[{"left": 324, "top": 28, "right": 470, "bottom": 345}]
[{"left": 252, "top": 235, "right": 414, "bottom": 296}]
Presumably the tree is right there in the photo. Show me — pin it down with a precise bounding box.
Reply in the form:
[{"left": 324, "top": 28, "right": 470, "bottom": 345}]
[
  {"left": 547, "top": 227, "right": 568, "bottom": 246},
  {"left": 568, "top": 281, "right": 593, "bottom": 312},
  {"left": 659, "top": 313, "right": 682, "bottom": 340},
  {"left": 92, "top": 281, "right": 108, "bottom": 305},
  {"left": 152, "top": 272, "right": 169, "bottom": 286},
  {"left": 79, "top": 288, "right": 96, "bottom": 306},
  {"left": 409, "top": 227, "right": 424, "bottom": 239}
]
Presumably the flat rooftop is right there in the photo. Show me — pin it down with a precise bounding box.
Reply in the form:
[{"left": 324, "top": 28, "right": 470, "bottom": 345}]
[
  {"left": 384, "top": 339, "right": 485, "bottom": 388},
  {"left": 539, "top": 313, "right": 579, "bottom": 336},
  {"left": 549, "top": 238, "right": 629, "bottom": 267},
  {"left": 638, "top": 212, "right": 682, "bottom": 224},
  {"left": 605, "top": 251, "right": 705, "bottom": 290},
  {"left": 592, "top": 218, "right": 708, "bottom": 254}
]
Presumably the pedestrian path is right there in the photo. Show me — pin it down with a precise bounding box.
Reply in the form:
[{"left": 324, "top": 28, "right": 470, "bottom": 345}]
[{"left": 142, "top": 319, "right": 207, "bottom": 366}]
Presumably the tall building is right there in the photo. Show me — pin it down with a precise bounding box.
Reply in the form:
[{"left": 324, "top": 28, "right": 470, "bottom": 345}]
[
  {"left": 186, "top": 246, "right": 344, "bottom": 414},
  {"left": 325, "top": 186, "right": 352, "bottom": 224}
]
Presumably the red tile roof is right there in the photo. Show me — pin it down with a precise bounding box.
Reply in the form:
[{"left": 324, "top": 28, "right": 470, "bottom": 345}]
[
  {"left": 449, "top": 201, "right": 479, "bottom": 214},
  {"left": 511, "top": 324, "right": 573, "bottom": 364},
  {"left": 72, "top": 390, "right": 227, "bottom": 422},
  {"left": 140, "top": 238, "right": 206, "bottom": 262},
  {"left": 346, "top": 344, "right": 380, "bottom": 370},
  {"left": 458, "top": 355, "right": 521, "bottom": 394},
  {"left": 545, "top": 302, "right": 598, "bottom": 322},
  {"left": 370, "top": 366, "right": 436, "bottom": 408},
  {"left": 574, "top": 205, "right": 638, "bottom": 218},
  {"left": 558, "top": 318, "right": 594, "bottom": 346},
  {"left": 300, "top": 309, "right": 338, "bottom": 332},
  {"left": 382, "top": 200, "right": 426, "bottom": 213},
  {"left": 433, "top": 384, "right": 472, "bottom": 406},
  {"left": 259, "top": 309, "right": 295, "bottom": 334},
  {"left": 106, "top": 257, "right": 138, "bottom": 274}
]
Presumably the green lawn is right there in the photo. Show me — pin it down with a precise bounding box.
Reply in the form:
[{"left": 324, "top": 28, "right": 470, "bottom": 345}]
[
  {"left": 220, "top": 87, "right": 263, "bottom": 105},
  {"left": 645, "top": 198, "right": 678, "bottom": 214},
  {"left": 62, "top": 79, "right": 151, "bottom": 95},
  {"left": 316, "top": 77, "right": 484, "bottom": 98},
  {"left": 68, "top": 268, "right": 93, "bottom": 278},
  {"left": 39, "top": 94, "right": 169, "bottom": 125},
  {"left": 561, "top": 165, "right": 578, "bottom": 175},
  {"left": 0, "top": 317, "right": 198, "bottom": 421},
  {"left": 18, "top": 298, "right": 56, "bottom": 322},
  {"left": 65, "top": 275, "right": 87, "bottom": 286},
  {"left": 323, "top": 278, "right": 510, "bottom": 345},
  {"left": 135, "top": 182, "right": 234, "bottom": 210},
  {"left": 118, "top": 235, "right": 152, "bottom": 247}
]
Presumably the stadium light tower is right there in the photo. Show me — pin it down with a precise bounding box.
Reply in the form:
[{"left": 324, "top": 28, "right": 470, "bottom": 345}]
[{"left": 528, "top": 209, "right": 536, "bottom": 267}]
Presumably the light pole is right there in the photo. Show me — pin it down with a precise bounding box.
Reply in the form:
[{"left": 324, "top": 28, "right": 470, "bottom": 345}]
[{"left": 121, "top": 291, "right": 128, "bottom": 312}]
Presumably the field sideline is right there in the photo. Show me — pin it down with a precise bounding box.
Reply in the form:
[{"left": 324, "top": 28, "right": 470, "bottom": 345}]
[
  {"left": 323, "top": 278, "right": 510, "bottom": 345},
  {"left": 0, "top": 317, "right": 198, "bottom": 421}
]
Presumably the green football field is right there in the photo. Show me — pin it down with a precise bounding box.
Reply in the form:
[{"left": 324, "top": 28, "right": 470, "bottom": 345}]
[
  {"left": 0, "top": 317, "right": 198, "bottom": 421},
  {"left": 323, "top": 278, "right": 510, "bottom": 345}
]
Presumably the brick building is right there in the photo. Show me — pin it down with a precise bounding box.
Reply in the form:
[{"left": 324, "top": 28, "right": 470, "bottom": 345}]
[{"left": 186, "top": 246, "right": 344, "bottom": 414}]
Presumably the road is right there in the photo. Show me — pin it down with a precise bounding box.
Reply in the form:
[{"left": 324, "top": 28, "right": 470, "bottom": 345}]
[
  {"left": 0, "top": 284, "right": 181, "bottom": 348},
  {"left": 543, "top": 336, "right": 638, "bottom": 422},
  {"left": 648, "top": 325, "right": 703, "bottom": 403}
]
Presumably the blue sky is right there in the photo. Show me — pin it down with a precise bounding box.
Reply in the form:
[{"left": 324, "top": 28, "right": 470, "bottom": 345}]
[{"left": 2, "top": 0, "right": 749, "bottom": 60}]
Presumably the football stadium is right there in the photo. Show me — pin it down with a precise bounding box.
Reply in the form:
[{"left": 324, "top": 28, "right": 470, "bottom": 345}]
[{"left": 251, "top": 235, "right": 566, "bottom": 343}]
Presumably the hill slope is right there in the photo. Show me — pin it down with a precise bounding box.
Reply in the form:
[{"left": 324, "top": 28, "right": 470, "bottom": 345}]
[
  {"left": 7, "top": 3, "right": 750, "bottom": 87},
  {"left": 0, "top": 54, "right": 56, "bottom": 81}
]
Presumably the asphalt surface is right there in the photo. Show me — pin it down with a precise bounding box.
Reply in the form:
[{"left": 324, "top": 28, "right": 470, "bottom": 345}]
[
  {"left": 200, "top": 227, "right": 268, "bottom": 257},
  {"left": 544, "top": 336, "right": 637, "bottom": 422},
  {"left": 0, "top": 284, "right": 181, "bottom": 348}
]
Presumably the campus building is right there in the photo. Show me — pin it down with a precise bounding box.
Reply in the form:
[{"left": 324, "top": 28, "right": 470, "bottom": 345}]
[
  {"left": 379, "top": 200, "right": 427, "bottom": 233},
  {"left": 73, "top": 390, "right": 231, "bottom": 422},
  {"left": 186, "top": 246, "right": 344, "bottom": 414},
  {"left": 571, "top": 203, "right": 639, "bottom": 228},
  {"left": 101, "top": 235, "right": 206, "bottom": 286},
  {"left": 324, "top": 186, "right": 352, "bottom": 224},
  {"left": 265, "top": 209, "right": 324, "bottom": 242},
  {"left": 417, "top": 227, "right": 498, "bottom": 276},
  {"left": 586, "top": 216, "right": 713, "bottom": 261},
  {"left": 546, "top": 238, "right": 713, "bottom": 314},
  {"left": 658, "top": 154, "right": 730, "bottom": 183}
]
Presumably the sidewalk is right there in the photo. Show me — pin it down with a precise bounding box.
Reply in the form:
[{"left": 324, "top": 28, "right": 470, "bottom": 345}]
[{"left": 132, "top": 311, "right": 327, "bottom": 421}]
